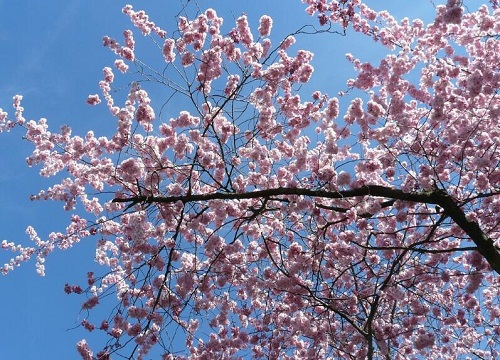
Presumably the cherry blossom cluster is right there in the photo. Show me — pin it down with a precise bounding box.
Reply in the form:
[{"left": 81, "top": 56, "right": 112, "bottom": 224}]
[
  {"left": 122, "top": 5, "right": 166, "bottom": 38},
  {"left": 1, "top": 1, "right": 499, "bottom": 359}
]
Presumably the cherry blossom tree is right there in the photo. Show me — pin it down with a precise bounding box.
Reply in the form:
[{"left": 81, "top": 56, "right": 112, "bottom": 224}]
[{"left": 1, "top": 0, "right": 500, "bottom": 359}]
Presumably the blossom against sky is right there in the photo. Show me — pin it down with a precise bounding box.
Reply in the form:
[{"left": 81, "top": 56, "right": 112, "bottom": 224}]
[{"left": 0, "top": 0, "right": 489, "bottom": 358}]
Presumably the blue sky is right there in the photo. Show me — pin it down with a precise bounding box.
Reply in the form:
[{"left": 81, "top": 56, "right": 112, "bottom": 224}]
[{"left": 0, "top": 1, "right": 489, "bottom": 359}]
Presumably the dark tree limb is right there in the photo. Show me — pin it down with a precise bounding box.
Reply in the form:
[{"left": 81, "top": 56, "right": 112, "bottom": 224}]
[{"left": 113, "top": 185, "right": 500, "bottom": 274}]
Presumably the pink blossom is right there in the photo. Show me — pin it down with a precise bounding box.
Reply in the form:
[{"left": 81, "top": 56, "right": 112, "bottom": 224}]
[
  {"left": 236, "top": 15, "right": 254, "bottom": 46},
  {"left": 443, "top": 4, "right": 463, "bottom": 24},
  {"left": 81, "top": 319, "right": 95, "bottom": 332},
  {"left": 162, "top": 38, "right": 176, "bottom": 62},
  {"left": 297, "top": 63, "right": 314, "bottom": 83},
  {"left": 258, "top": 15, "right": 273, "bottom": 37},
  {"left": 465, "top": 273, "right": 483, "bottom": 294},
  {"left": 181, "top": 51, "right": 195, "bottom": 66},
  {"left": 414, "top": 330, "right": 435, "bottom": 350},
  {"left": 120, "top": 47, "right": 134, "bottom": 61},
  {"left": 114, "top": 59, "right": 129, "bottom": 73},
  {"left": 103, "top": 67, "right": 114, "bottom": 82},
  {"left": 13, "top": 94, "right": 23, "bottom": 108},
  {"left": 122, "top": 5, "right": 165, "bottom": 37},
  {"left": 86, "top": 94, "right": 101, "bottom": 105},
  {"left": 2, "top": 3, "right": 500, "bottom": 359},
  {"left": 82, "top": 296, "right": 99, "bottom": 310},
  {"left": 197, "top": 48, "right": 222, "bottom": 92},
  {"left": 123, "top": 30, "right": 135, "bottom": 49},
  {"left": 324, "top": 97, "right": 339, "bottom": 120},
  {"left": 76, "top": 340, "right": 93, "bottom": 360},
  {"left": 224, "top": 75, "right": 240, "bottom": 96},
  {"left": 103, "top": 36, "right": 134, "bottom": 61},
  {"left": 128, "top": 306, "right": 148, "bottom": 319},
  {"left": 136, "top": 103, "right": 155, "bottom": 124},
  {"left": 171, "top": 111, "right": 200, "bottom": 128},
  {"left": 466, "top": 70, "right": 483, "bottom": 96},
  {"left": 127, "top": 322, "right": 142, "bottom": 336},
  {"left": 280, "top": 35, "right": 295, "bottom": 50},
  {"left": 337, "top": 171, "right": 351, "bottom": 187}
]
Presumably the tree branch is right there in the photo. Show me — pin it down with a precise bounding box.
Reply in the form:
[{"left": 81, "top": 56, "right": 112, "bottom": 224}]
[{"left": 113, "top": 185, "right": 500, "bottom": 274}]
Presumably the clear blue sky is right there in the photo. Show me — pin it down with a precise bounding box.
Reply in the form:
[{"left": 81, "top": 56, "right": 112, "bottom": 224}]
[{"left": 0, "top": 1, "right": 487, "bottom": 359}]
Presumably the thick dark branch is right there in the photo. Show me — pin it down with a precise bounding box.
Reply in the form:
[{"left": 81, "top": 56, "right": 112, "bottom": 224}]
[
  {"left": 113, "top": 185, "right": 434, "bottom": 204},
  {"left": 113, "top": 185, "right": 500, "bottom": 274},
  {"left": 316, "top": 199, "right": 396, "bottom": 218},
  {"left": 431, "top": 190, "right": 500, "bottom": 274}
]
